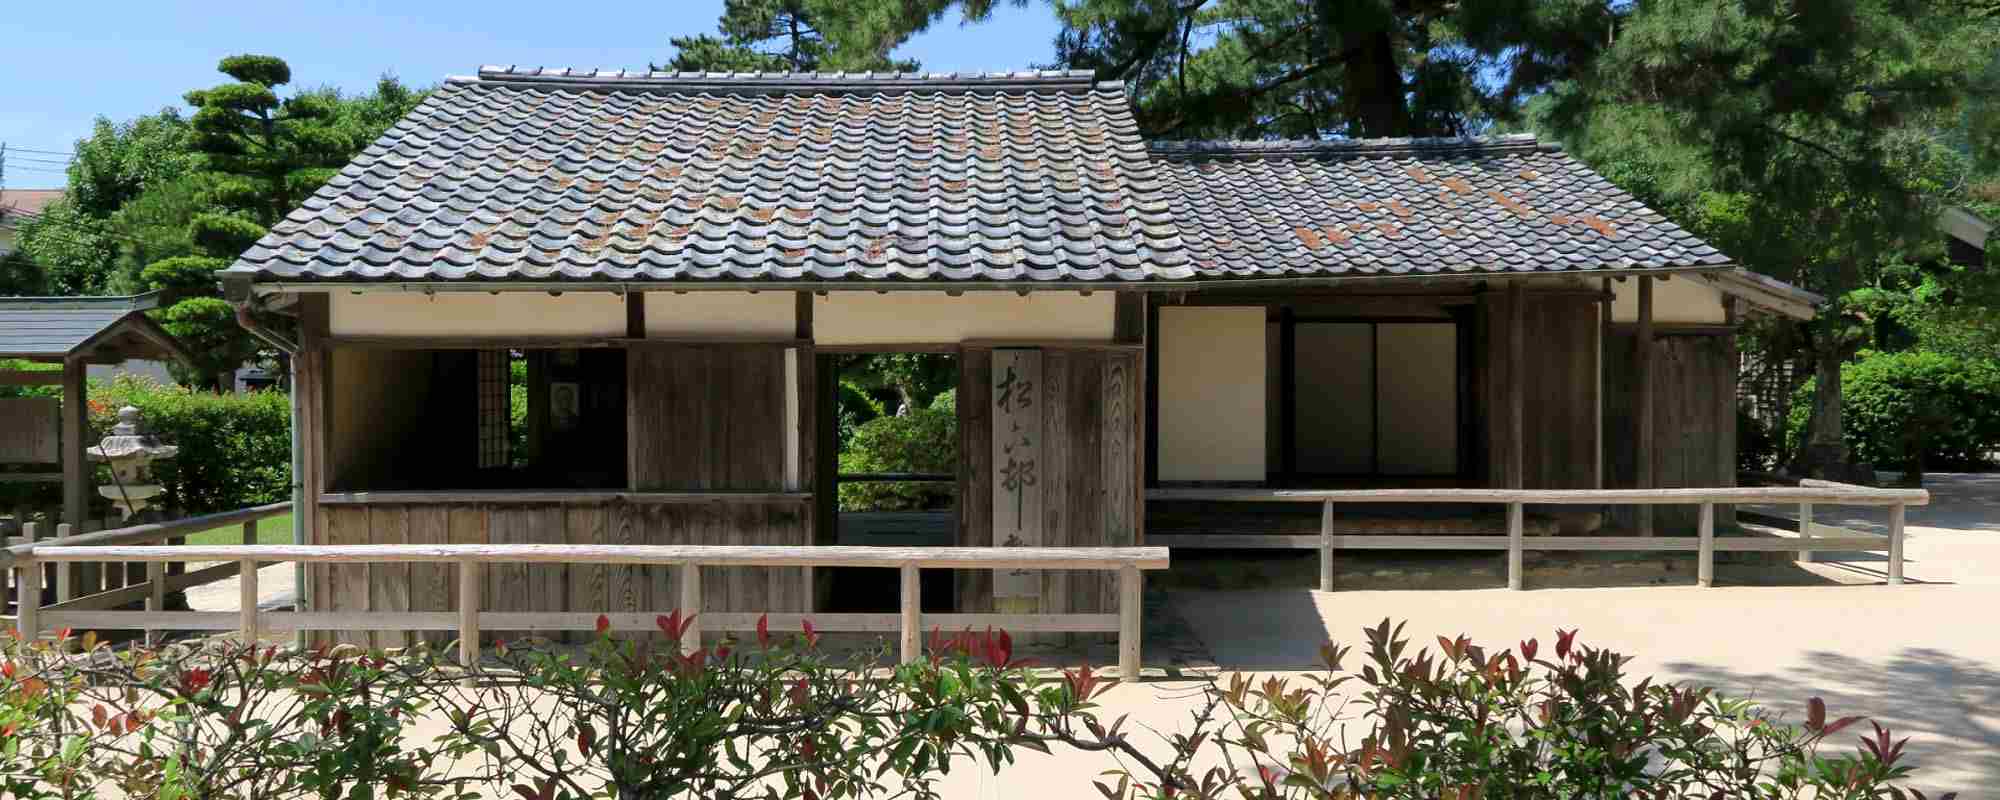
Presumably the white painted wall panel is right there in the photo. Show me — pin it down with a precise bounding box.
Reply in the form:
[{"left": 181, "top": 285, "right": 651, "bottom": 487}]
[
  {"left": 645, "top": 292, "right": 796, "bottom": 337},
  {"left": 814, "top": 291, "right": 1114, "bottom": 345},
  {"left": 330, "top": 293, "right": 626, "bottom": 337},
  {"left": 1610, "top": 277, "right": 1726, "bottom": 323},
  {"left": 1158, "top": 307, "right": 1265, "bottom": 481}
]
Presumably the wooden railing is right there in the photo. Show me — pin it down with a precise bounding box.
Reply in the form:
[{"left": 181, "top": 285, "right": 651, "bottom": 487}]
[
  {"left": 1148, "top": 481, "right": 1929, "bottom": 591},
  {"left": 4, "top": 503, "right": 292, "bottom": 634},
  {"left": 5, "top": 544, "right": 1168, "bottom": 678}
]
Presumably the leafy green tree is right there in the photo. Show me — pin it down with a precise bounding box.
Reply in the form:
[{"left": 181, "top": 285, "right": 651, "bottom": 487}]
[
  {"left": 657, "top": 0, "right": 978, "bottom": 72},
  {"left": 1535, "top": 1, "right": 2000, "bottom": 477},
  {"left": 146, "top": 58, "right": 424, "bottom": 388},
  {"left": 10, "top": 110, "right": 200, "bottom": 296}
]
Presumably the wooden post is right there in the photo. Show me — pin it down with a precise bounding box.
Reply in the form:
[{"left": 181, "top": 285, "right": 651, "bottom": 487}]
[
  {"left": 14, "top": 558, "right": 39, "bottom": 639},
  {"left": 243, "top": 519, "right": 257, "bottom": 545},
  {"left": 145, "top": 560, "right": 166, "bottom": 646},
  {"left": 60, "top": 360, "right": 87, "bottom": 531},
  {"left": 239, "top": 559, "right": 259, "bottom": 642},
  {"left": 1798, "top": 502, "right": 1815, "bottom": 563},
  {"left": 1888, "top": 504, "right": 1905, "bottom": 585},
  {"left": 1697, "top": 502, "right": 1715, "bottom": 587},
  {"left": 22, "top": 524, "right": 44, "bottom": 605},
  {"left": 677, "top": 561, "right": 701, "bottom": 656},
  {"left": 899, "top": 564, "right": 920, "bottom": 664},
  {"left": 1118, "top": 565, "right": 1142, "bottom": 680},
  {"left": 1636, "top": 276, "right": 1655, "bottom": 537},
  {"left": 1506, "top": 502, "right": 1524, "bottom": 590},
  {"left": 458, "top": 559, "right": 480, "bottom": 672},
  {"left": 53, "top": 523, "right": 72, "bottom": 602},
  {"left": 1318, "top": 501, "right": 1334, "bottom": 592},
  {"left": 1507, "top": 281, "right": 1525, "bottom": 490}
]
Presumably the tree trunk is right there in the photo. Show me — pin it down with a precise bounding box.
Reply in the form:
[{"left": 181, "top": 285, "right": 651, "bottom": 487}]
[{"left": 1789, "top": 338, "right": 1872, "bottom": 483}]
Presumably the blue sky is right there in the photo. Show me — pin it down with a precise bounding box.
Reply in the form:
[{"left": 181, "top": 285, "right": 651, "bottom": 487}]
[{"left": 0, "top": 1, "right": 1062, "bottom": 189}]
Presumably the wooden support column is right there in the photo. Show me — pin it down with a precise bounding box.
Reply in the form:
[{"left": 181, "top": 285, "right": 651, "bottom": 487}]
[
  {"left": 677, "top": 562, "right": 702, "bottom": 655},
  {"left": 1799, "top": 502, "right": 1815, "bottom": 563},
  {"left": 458, "top": 560, "right": 481, "bottom": 672},
  {"left": 1507, "top": 282, "right": 1524, "bottom": 490},
  {"left": 1697, "top": 502, "right": 1715, "bottom": 586},
  {"left": 13, "top": 558, "right": 39, "bottom": 639},
  {"left": 1118, "top": 565, "right": 1142, "bottom": 679},
  {"left": 1888, "top": 504, "right": 1906, "bottom": 585},
  {"left": 1635, "top": 276, "right": 1655, "bottom": 536},
  {"left": 61, "top": 359, "right": 87, "bottom": 530},
  {"left": 899, "top": 564, "right": 920, "bottom": 664},
  {"left": 1506, "top": 502, "right": 1524, "bottom": 590},
  {"left": 239, "top": 559, "right": 260, "bottom": 641},
  {"left": 1318, "top": 500, "right": 1334, "bottom": 592},
  {"left": 1598, "top": 278, "right": 1611, "bottom": 488}
]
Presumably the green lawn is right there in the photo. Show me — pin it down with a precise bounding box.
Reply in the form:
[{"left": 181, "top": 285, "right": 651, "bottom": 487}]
[{"left": 180, "top": 513, "right": 295, "bottom": 546}]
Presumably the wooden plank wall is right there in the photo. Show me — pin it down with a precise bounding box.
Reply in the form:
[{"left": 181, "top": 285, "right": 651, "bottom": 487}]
[
  {"left": 0, "top": 398, "right": 59, "bottom": 465},
  {"left": 956, "top": 346, "right": 1141, "bottom": 616},
  {"left": 1480, "top": 292, "right": 1600, "bottom": 490},
  {"left": 1603, "top": 330, "right": 1737, "bottom": 531},
  {"left": 625, "top": 343, "right": 809, "bottom": 621},
  {"left": 316, "top": 499, "right": 810, "bottom": 646}
]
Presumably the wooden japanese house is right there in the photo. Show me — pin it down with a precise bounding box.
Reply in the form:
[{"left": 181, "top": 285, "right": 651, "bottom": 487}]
[{"left": 218, "top": 67, "right": 1820, "bottom": 640}]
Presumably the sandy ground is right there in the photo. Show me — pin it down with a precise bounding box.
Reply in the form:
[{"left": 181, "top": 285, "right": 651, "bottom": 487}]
[{"left": 183, "top": 474, "right": 2000, "bottom": 796}]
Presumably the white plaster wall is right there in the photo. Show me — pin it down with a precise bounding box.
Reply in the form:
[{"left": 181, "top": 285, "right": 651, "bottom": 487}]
[
  {"left": 1158, "top": 307, "right": 1265, "bottom": 481},
  {"left": 813, "top": 291, "right": 1115, "bottom": 345},
  {"left": 329, "top": 292, "right": 626, "bottom": 337},
  {"left": 644, "top": 292, "right": 796, "bottom": 337},
  {"left": 1609, "top": 277, "right": 1726, "bottom": 323}
]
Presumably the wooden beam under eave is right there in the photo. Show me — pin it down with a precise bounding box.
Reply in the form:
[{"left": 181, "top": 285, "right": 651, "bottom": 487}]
[
  {"left": 1636, "top": 275, "right": 1655, "bottom": 536},
  {"left": 61, "top": 359, "right": 88, "bottom": 530}
]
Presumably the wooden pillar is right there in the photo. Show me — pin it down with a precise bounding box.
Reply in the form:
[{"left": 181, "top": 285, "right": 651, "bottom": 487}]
[
  {"left": 239, "top": 559, "right": 260, "bottom": 642},
  {"left": 1888, "top": 504, "right": 1906, "bottom": 585},
  {"left": 899, "top": 564, "right": 920, "bottom": 664},
  {"left": 1506, "top": 502, "right": 1524, "bottom": 590},
  {"left": 1118, "top": 565, "right": 1142, "bottom": 679},
  {"left": 1635, "top": 276, "right": 1655, "bottom": 536},
  {"left": 1507, "top": 282, "right": 1524, "bottom": 490},
  {"left": 60, "top": 359, "right": 87, "bottom": 530},
  {"left": 1317, "top": 500, "right": 1334, "bottom": 592},
  {"left": 458, "top": 560, "right": 481, "bottom": 672},
  {"left": 1697, "top": 502, "right": 1715, "bottom": 586},
  {"left": 1597, "top": 278, "right": 1611, "bottom": 488}
]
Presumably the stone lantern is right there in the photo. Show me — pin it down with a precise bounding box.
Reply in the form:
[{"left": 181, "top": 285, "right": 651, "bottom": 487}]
[{"left": 88, "top": 406, "right": 179, "bottom": 520}]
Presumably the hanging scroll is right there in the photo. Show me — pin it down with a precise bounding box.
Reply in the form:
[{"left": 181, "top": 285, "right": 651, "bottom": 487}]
[{"left": 990, "top": 349, "right": 1043, "bottom": 610}]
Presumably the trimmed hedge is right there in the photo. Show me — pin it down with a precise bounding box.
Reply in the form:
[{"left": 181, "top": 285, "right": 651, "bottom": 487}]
[
  {"left": 87, "top": 375, "right": 291, "bottom": 514},
  {"left": 1789, "top": 349, "right": 2000, "bottom": 473}
]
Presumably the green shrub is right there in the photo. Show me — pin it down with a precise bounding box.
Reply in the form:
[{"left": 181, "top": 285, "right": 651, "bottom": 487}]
[
  {"left": 1788, "top": 349, "right": 2000, "bottom": 474},
  {"left": 837, "top": 390, "right": 958, "bottom": 512},
  {"left": 88, "top": 374, "right": 291, "bottom": 514},
  {"left": 1084, "top": 620, "right": 1949, "bottom": 798}
]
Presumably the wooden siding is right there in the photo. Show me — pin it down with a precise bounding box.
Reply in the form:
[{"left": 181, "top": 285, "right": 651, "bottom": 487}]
[
  {"left": 627, "top": 344, "right": 788, "bottom": 491},
  {"left": 1480, "top": 292, "right": 1599, "bottom": 490},
  {"left": 313, "top": 500, "right": 809, "bottom": 644},
  {"left": 1603, "top": 330, "right": 1737, "bottom": 531},
  {"left": 957, "top": 345, "right": 1141, "bottom": 617},
  {"left": 0, "top": 398, "right": 59, "bottom": 465}
]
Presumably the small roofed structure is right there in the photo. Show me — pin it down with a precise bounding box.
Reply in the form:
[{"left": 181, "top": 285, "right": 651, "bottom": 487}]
[{"left": 0, "top": 293, "right": 194, "bottom": 528}]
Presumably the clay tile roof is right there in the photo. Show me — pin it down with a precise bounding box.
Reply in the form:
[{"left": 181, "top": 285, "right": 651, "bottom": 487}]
[
  {"left": 1148, "top": 135, "right": 1734, "bottom": 279},
  {"left": 223, "top": 66, "right": 1191, "bottom": 284}
]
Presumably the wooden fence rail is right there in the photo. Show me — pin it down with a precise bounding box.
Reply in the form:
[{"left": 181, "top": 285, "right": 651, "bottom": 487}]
[
  {"left": 3, "top": 503, "right": 292, "bottom": 643},
  {"left": 7, "top": 543, "right": 1167, "bottom": 678},
  {"left": 1148, "top": 481, "right": 1928, "bottom": 591}
]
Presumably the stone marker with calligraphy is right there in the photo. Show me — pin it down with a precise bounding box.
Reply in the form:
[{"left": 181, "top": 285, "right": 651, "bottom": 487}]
[{"left": 990, "top": 349, "right": 1042, "bottom": 614}]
